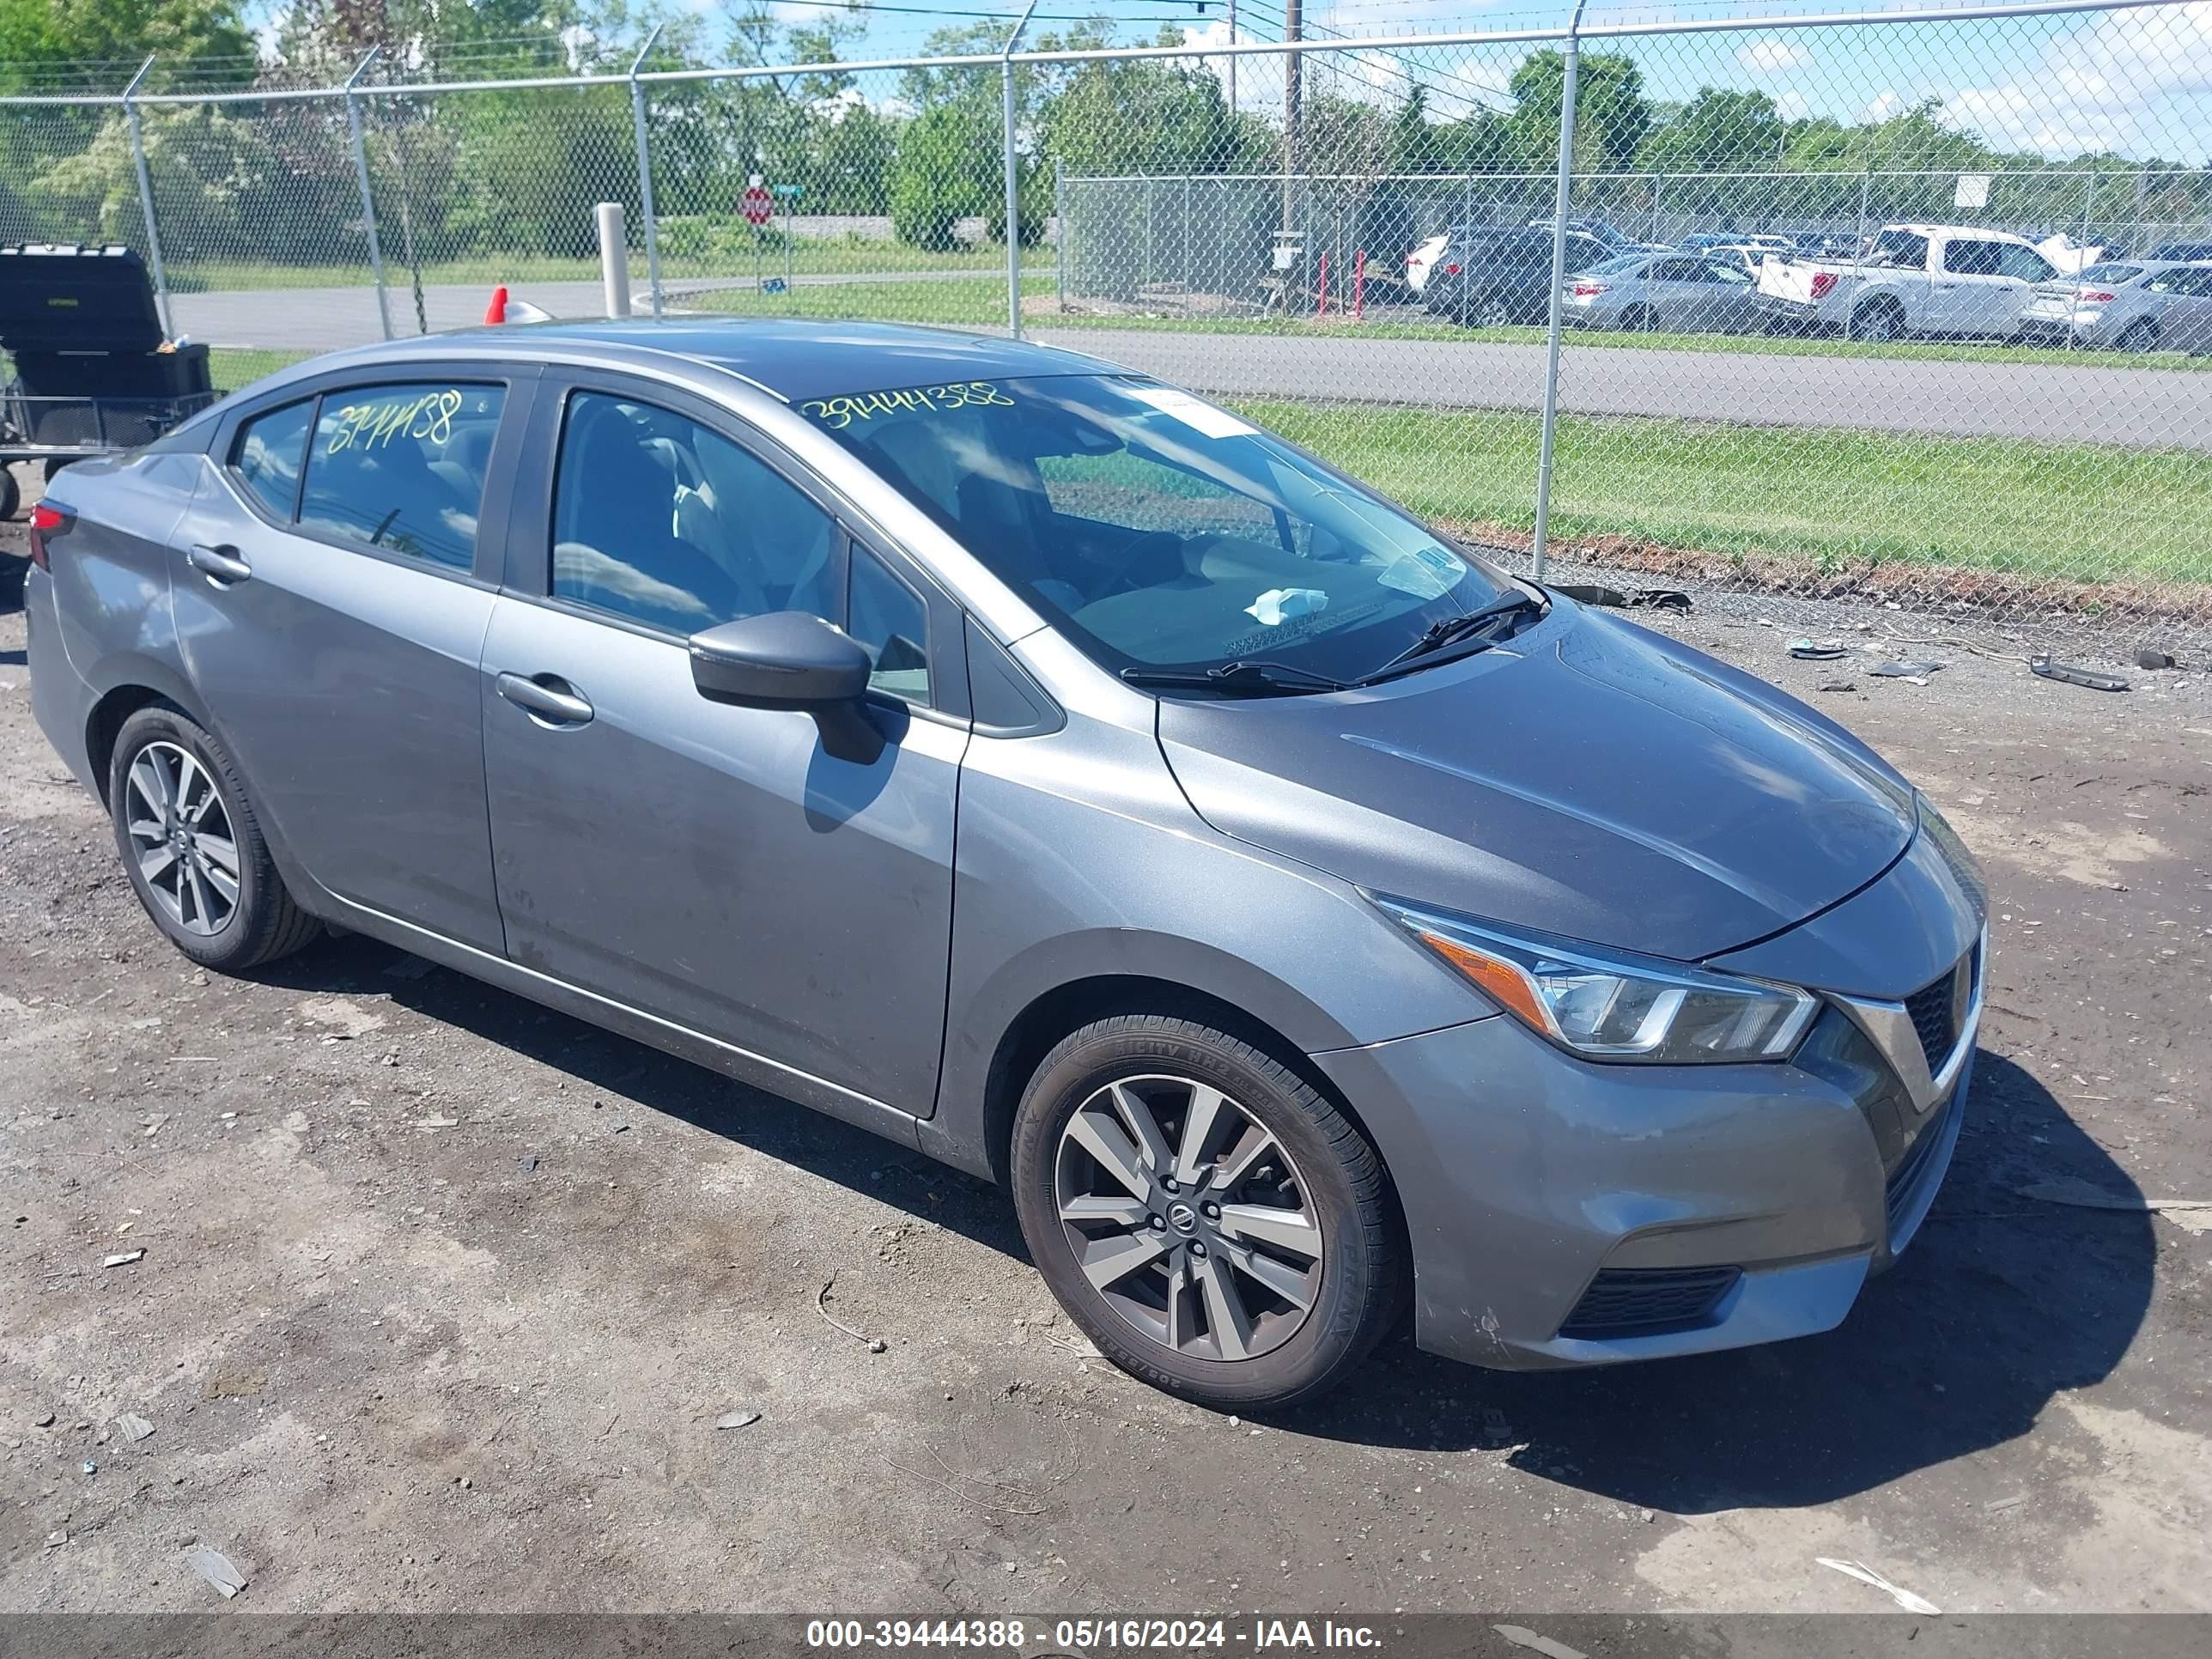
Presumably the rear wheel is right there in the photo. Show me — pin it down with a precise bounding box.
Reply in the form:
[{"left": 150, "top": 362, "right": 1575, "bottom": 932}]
[
  {"left": 1618, "top": 303, "right": 1653, "bottom": 332},
  {"left": 2116, "top": 319, "right": 2160, "bottom": 354},
  {"left": 107, "top": 704, "right": 321, "bottom": 972},
  {"left": 0, "top": 465, "right": 17, "bottom": 522},
  {"left": 1011, "top": 1012, "right": 1402, "bottom": 1409},
  {"left": 1850, "top": 299, "right": 1903, "bottom": 343}
]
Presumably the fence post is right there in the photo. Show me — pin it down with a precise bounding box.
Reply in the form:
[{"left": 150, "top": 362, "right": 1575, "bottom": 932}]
[
  {"left": 343, "top": 47, "right": 393, "bottom": 342},
  {"left": 1650, "top": 172, "right": 1663, "bottom": 245},
  {"left": 630, "top": 24, "right": 665, "bottom": 319},
  {"left": 1054, "top": 161, "right": 1066, "bottom": 313},
  {"left": 1002, "top": 0, "right": 1041, "bottom": 338},
  {"left": 1530, "top": 0, "right": 1589, "bottom": 580},
  {"left": 120, "top": 57, "right": 174, "bottom": 340},
  {"left": 1844, "top": 170, "right": 1869, "bottom": 340}
]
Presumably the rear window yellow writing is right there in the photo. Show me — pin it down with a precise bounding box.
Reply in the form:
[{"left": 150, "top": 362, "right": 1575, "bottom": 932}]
[
  {"left": 326, "top": 388, "right": 463, "bottom": 453},
  {"left": 802, "top": 380, "right": 1014, "bottom": 429}
]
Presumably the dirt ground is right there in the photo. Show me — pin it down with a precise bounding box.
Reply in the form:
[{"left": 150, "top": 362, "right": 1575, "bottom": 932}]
[{"left": 3, "top": 514, "right": 2209, "bottom": 1620}]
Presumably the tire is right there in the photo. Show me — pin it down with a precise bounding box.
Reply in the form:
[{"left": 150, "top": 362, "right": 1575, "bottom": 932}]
[
  {"left": 1850, "top": 300, "right": 1901, "bottom": 343},
  {"left": 0, "top": 465, "right": 18, "bottom": 522},
  {"left": 1011, "top": 1011, "right": 1402, "bottom": 1410},
  {"left": 2116, "top": 319, "right": 2159, "bottom": 354},
  {"left": 42, "top": 455, "right": 75, "bottom": 485},
  {"left": 1618, "top": 303, "right": 1653, "bottom": 333},
  {"left": 106, "top": 703, "right": 321, "bottom": 972}
]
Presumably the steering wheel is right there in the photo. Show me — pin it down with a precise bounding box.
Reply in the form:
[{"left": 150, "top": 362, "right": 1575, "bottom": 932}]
[{"left": 1088, "top": 528, "right": 1186, "bottom": 598}]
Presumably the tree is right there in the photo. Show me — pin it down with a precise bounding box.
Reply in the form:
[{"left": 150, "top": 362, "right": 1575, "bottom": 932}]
[
  {"left": 1639, "top": 88, "right": 1785, "bottom": 177},
  {"left": 0, "top": 0, "right": 256, "bottom": 94},
  {"left": 889, "top": 98, "right": 993, "bottom": 251},
  {"left": 1507, "top": 49, "right": 1650, "bottom": 173}
]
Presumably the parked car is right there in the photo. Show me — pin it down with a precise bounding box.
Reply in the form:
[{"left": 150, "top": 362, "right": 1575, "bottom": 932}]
[
  {"left": 2020, "top": 258, "right": 2212, "bottom": 351},
  {"left": 1562, "top": 252, "right": 1765, "bottom": 332},
  {"left": 1756, "top": 222, "right": 2060, "bottom": 340},
  {"left": 1422, "top": 226, "right": 1617, "bottom": 324},
  {"left": 27, "top": 319, "right": 1987, "bottom": 1408},
  {"left": 2142, "top": 240, "right": 2212, "bottom": 262}
]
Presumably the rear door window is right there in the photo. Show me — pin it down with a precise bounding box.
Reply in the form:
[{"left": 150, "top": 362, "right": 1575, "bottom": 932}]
[
  {"left": 1943, "top": 240, "right": 2006, "bottom": 276},
  {"left": 1996, "top": 244, "right": 2057, "bottom": 281},
  {"left": 299, "top": 383, "right": 507, "bottom": 570}
]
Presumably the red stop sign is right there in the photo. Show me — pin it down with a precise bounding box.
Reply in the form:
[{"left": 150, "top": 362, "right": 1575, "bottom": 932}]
[{"left": 742, "top": 185, "right": 772, "bottom": 228}]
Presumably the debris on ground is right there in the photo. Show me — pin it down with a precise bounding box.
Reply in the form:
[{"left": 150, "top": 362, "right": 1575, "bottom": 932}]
[
  {"left": 1816, "top": 1556, "right": 1940, "bottom": 1613},
  {"left": 1817, "top": 680, "right": 1857, "bottom": 693},
  {"left": 2030, "top": 655, "right": 2129, "bottom": 693},
  {"left": 101, "top": 1249, "right": 143, "bottom": 1268},
  {"left": 414, "top": 1115, "right": 459, "bottom": 1130},
  {"left": 183, "top": 1546, "right": 248, "bottom": 1599},
  {"left": 2133, "top": 648, "right": 2178, "bottom": 671},
  {"left": 714, "top": 1409, "right": 761, "bottom": 1431},
  {"left": 1480, "top": 1407, "right": 1515, "bottom": 1448},
  {"left": 2012, "top": 1176, "right": 2211, "bottom": 1219},
  {"left": 814, "top": 1273, "right": 885, "bottom": 1352},
  {"left": 33, "top": 1410, "right": 56, "bottom": 1428},
  {"left": 1984, "top": 1492, "right": 2028, "bottom": 1511},
  {"left": 81, "top": 1459, "right": 96, "bottom": 1475},
  {"left": 1492, "top": 1625, "right": 1589, "bottom": 1659},
  {"left": 1787, "top": 638, "right": 1847, "bottom": 659},
  {"left": 1552, "top": 584, "right": 1690, "bottom": 612},
  {"left": 1870, "top": 659, "right": 1944, "bottom": 682},
  {"left": 113, "top": 1412, "right": 154, "bottom": 1443}
]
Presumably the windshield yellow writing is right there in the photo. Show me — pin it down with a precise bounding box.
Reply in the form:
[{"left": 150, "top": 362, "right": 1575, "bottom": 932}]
[{"left": 802, "top": 381, "right": 1015, "bottom": 429}]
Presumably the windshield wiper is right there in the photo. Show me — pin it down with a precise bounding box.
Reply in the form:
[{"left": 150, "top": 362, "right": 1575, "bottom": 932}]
[
  {"left": 1120, "top": 659, "right": 1352, "bottom": 696},
  {"left": 1357, "top": 587, "right": 1547, "bottom": 684}
]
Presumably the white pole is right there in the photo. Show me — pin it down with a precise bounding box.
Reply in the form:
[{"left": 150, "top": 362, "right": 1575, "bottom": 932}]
[
  {"left": 630, "top": 24, "right": 665, "bottom": 319},
  {"left": 1003, "top": 0, "right": 1042, "bottom": 338},
  {"left": 598, "top": 202, "right": 632, "bottom": 317},
  {"left": 1530, "top": 0, "right": 1589, "bottom": 579}
]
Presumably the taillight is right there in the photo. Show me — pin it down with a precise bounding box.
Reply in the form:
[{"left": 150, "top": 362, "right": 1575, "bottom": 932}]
[
  {"left": 2078, "top": 290, "right": 2116, "bottom": 303},
  {"left": 27, "top": 502, "right": 64, "bottom": 572},
  {"left": 1809, "top": 271, "right": 1838, "bottom": 299},
  {"left": 1572, "top": 283, "right": 1607, "bottom": 296},
  {"left": 1444, "top": 262, "right": 1462, "bottom": 275}
]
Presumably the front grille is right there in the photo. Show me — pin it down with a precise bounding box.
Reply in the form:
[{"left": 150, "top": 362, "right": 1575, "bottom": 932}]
[
  {"left": 1902, "top": 945, "right": 1976, "bottom": 1077},
  {"left": 1902, "top": 974, "right": 1955, "bottom": 1075},
  {"left": 1559, "top": 1267, "right": 1740, "bottom": 1340}
]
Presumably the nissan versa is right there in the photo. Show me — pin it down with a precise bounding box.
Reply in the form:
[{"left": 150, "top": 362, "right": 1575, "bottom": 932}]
[{"left": 26, "top": 320, "right": 1986, "bottom": 1408}]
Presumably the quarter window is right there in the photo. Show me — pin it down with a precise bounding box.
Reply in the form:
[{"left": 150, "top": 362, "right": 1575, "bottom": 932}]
[
  {"left": 299, "top": 382, "right": 505, "bottom": 570},
  {"left": 231, "top": 399, "right": 312, "bottom": 520},
  {"left": 550, "top": 390, "right": 840, "bottom": 638},
  {"left": 849, "top": 548, "right": 932, "bottom": 706}
]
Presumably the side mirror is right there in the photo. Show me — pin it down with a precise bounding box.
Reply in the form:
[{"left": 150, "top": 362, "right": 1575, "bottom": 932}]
[{"left": 689, "top": 611, "right": 882, "bottom": 762}]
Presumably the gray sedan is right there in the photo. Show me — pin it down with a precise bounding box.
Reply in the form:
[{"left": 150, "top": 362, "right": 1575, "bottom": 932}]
[
  {"left": 1561, "top": 252, "right": 1766, "bottom": 332},
  {"left": 2018, "top": 258, "right": 2212, "bottom": 351},
  {"left": 27, "top": 320, "right": 1984, "bottom": 1408}
]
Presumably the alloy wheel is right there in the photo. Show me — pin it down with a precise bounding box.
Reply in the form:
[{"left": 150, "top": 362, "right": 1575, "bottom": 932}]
[
  {"left": 1054, "top": 1073, "right": 1324, "bottom": 1361},
  {"left": 124, "top": 740, "right": 240, "bottom": 936}
]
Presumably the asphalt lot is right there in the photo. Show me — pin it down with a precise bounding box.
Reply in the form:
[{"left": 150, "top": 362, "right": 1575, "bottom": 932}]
[
  {"left": 3, "top": 517, "right": 2209, "bottom": 1617},
  {"left": 167, "top": 276, "right": 2212, "bottom": 449}
]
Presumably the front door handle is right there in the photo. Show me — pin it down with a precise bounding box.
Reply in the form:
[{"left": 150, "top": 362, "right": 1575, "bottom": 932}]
[
  {"left": 187, "top": 543, "right": 252, "bottom": 585},
  {"left": 495, "top": 672, "right": 594, "bottom": 726}
]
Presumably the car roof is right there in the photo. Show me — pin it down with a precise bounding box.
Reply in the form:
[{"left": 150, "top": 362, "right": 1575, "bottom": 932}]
[{"left": 260, "top": 317, "right": 1121, "bottom": 405}]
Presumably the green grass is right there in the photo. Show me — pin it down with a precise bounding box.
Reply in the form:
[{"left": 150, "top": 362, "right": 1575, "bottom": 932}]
[
  {"left": 1048, "top": 308, "right": 2212, "bottom": 372},
  {"left": 1237, "top": 398, "right": 2212, "bottom": 586}
]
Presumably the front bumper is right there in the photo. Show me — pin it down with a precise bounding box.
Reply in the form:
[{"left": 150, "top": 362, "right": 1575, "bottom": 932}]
[{"left": 1313, "top": 825, "right": 1985, "bottom": 1371}]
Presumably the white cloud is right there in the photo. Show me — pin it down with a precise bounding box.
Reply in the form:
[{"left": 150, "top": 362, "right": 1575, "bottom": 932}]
[
  {"left": 1773, "top": 90, "right": 1811, "bottom": 123},
  {"left": 1945, "top": 0, "right": 2212, "bottom": 161},
  {"left": 1737, "top": 40, "right": 1812, "bottom": 75}
]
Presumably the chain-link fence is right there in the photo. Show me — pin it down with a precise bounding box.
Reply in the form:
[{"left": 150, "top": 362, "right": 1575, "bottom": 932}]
[{"left": 1, "top": 0, "right": 2208, "bottom": 654}]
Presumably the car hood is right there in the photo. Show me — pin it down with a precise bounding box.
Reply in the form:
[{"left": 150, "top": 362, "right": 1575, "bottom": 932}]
[{"left": 1156, "top": 605, "right": 1918, "bottom": 963}]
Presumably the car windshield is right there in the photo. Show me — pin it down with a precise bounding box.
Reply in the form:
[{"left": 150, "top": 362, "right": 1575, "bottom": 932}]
[
  {"left": 801, "top": 374, "right": 1513, "bottom": 682},
  {"left": 2074, "top": 263, "right": 2142, "bottom": 283},
  {"left": 1586, "top": 252, "right": 1649, "bottom": 276}
]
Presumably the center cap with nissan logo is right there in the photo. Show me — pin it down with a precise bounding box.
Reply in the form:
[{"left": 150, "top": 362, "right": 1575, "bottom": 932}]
[{"left": 1167, "top": 1201, "right": 1200, "bottom": 1235}]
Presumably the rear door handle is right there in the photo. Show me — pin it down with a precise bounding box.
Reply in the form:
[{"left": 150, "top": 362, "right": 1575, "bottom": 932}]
[
  {"left": 186, "top": 543, "right": 252, "bottom": 585},
  {"left": 495, "top": 672, "right": 594, "bottom": 726}
]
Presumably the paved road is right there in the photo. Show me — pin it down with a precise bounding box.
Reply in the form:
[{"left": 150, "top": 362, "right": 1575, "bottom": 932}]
[
  {"left": 173, "top": 278, "right": 2210, "bottom": 448},
  {"left": 1033, "top": 327, "right": 2212, "bottom": 450}
]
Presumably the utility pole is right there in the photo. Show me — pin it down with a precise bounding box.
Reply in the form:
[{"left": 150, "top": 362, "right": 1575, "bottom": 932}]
[{"left": 1281, "top": 0, "right": 1302, "bottom": 233}]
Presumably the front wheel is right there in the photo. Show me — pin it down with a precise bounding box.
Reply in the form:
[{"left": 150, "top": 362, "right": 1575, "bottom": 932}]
[
  {"left": 2116, "top": 319, "right": 2160, "bottom": 354},
  {"left": 1011, "top": 1012, "right": 1403, "bottom": 1409},
  {"left": 107, "top": 704, "right": 322, "bottom": 971}
]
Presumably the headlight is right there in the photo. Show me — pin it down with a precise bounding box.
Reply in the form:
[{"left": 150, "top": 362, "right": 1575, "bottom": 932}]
[{"left": 1371, "top": 896, "right": 1819, "bottom": 1065}]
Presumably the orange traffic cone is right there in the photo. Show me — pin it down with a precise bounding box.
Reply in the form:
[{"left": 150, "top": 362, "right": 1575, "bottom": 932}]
[{"left": 484, "top": 284, "right": 509, "bottom": 325}]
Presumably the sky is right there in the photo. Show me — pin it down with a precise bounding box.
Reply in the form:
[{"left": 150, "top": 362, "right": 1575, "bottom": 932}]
[
  {"left": 717, "top": 0, "right": 2212, "bottom": 164},
  {"left": 236, "top": 1, "right": 2212, "bottom": 165}
]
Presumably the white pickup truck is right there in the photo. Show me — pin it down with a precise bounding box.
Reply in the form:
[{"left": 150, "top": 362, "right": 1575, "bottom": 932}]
[{"left": 1756, "top": 222, "right": 2063, "bottom": 340}]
